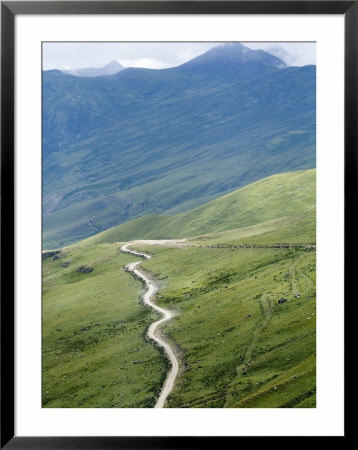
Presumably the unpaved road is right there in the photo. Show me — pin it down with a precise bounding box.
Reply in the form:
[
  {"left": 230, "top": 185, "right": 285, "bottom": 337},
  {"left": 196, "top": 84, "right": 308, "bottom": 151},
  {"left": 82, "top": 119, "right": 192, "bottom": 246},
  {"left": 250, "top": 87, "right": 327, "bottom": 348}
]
[{"left": 121, "top": 241, "right": 181, "bottom": 408}]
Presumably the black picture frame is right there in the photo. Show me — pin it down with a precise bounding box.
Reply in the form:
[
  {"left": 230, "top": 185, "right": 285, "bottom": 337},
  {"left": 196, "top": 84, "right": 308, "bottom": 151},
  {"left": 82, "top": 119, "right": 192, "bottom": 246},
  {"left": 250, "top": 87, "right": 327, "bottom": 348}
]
[{"left": 1, "top": 1, "right": 353, "bottom": 447}]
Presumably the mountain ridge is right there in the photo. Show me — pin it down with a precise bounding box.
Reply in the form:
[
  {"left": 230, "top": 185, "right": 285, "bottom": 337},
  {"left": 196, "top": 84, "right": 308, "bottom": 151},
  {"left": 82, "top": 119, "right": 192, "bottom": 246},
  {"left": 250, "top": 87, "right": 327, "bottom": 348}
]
[{"left": 77, "top": 169, "right": 316, "bottom": 247}]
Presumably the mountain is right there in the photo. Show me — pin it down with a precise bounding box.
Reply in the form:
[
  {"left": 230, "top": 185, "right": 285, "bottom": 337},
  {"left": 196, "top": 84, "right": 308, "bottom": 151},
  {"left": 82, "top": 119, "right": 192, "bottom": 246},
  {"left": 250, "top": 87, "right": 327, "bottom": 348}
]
[
  {"left": 42, "top": 43, "right": 316, "bottom": 249},
  {"left": 176, "top": 43, "right": 287, "bottom": 75},
  {"left": 61, "top": 60, "right": 124, "bottom": 77},
  {"left": 81, "top": 169, "right": 316, "bottom": 246}
]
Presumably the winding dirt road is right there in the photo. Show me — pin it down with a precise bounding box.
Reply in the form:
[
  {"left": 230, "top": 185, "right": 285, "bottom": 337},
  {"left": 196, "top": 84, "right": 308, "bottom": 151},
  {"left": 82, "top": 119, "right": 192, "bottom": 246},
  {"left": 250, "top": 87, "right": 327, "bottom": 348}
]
[{"left": 121, "top": 241, "right": 180, "bottom": 408}]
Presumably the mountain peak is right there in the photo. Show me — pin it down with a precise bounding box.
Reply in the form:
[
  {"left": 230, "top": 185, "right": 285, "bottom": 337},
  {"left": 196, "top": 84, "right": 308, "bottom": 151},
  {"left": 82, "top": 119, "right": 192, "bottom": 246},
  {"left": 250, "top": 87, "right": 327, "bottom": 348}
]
[
  {"left": 104, "top": 60, "right": 124, "bottom": 70},
  {"left": 176, "top": 43, "right": 287, "bottom": 76},
  {"left": 61, "top": 60, "right": 124, "bottom": 77}
]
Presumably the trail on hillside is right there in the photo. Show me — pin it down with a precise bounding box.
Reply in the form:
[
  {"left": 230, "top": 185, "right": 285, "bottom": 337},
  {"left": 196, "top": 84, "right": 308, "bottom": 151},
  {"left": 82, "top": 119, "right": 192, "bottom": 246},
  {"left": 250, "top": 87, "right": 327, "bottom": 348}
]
[
  {"left": 121, "top": 240, "right": 182, "bottom": 408},
  {"left": 234, "top": 254, "right": 308, "bottom": 378},
  {"left": 235, "top": 294, "right": 276, "bottom": 378}
]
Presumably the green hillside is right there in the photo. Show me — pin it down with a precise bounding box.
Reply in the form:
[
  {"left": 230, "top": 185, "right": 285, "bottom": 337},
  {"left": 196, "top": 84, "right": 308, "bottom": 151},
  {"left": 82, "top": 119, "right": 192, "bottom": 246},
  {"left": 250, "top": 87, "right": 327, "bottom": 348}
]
[
  {"left": 83, "top": 169, "right": 315, "bottom": 246},
  {"left": 43, "top": 169, "right": 316, "bottom": 408},
  {"left": 42, "top": 244, "right": 167, "bottom": 407},
  {"left": 137, "top": 240, "right": 316, "bottom": 408}
]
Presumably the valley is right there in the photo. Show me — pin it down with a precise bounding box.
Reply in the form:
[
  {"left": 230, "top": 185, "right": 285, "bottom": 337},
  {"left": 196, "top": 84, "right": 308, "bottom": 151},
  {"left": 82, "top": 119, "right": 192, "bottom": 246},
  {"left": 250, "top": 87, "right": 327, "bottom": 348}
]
[
  {"left": 42, "top": 43, "right": 316, "bottom": 409},
  {"left": 42, "top": 44, "right": 315, "bottom": 248}
]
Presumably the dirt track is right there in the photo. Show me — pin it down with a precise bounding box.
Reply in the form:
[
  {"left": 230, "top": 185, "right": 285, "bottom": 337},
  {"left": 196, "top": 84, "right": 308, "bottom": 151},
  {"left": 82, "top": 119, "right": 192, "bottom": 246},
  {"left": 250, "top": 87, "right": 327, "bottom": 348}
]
[{"left": 121, "top": 241, "right": 180, "bottom": 408}]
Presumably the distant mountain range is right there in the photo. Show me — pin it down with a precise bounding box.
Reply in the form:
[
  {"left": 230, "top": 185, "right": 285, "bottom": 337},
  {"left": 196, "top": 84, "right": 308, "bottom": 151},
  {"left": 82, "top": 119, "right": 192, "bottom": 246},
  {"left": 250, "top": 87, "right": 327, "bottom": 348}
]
[
  {"left": 61, "top": 60, "right": 124, "bottom": 77},
  {"left": 42, "top": 43, "right": 316, "bottom": 249}
]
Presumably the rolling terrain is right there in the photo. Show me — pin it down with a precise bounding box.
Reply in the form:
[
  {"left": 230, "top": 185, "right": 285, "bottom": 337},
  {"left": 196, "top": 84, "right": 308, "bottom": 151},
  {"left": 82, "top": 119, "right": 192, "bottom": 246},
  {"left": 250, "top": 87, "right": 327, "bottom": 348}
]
[
  {"left": 43, "top": 43, "right": 315, "bottom": 248},
  {"left": 42, "top": 169, "right": 316, "bottom": 408},
  {"left": 81, "top": 169, "right": 316, "bottom": 245}
]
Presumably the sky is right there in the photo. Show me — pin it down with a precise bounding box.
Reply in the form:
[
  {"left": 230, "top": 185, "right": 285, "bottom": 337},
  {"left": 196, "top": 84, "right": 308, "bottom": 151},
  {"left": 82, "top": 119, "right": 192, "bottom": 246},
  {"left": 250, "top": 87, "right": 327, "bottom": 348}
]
[{"left": 42, "top": 42, "right": 316, "bottom": 71}]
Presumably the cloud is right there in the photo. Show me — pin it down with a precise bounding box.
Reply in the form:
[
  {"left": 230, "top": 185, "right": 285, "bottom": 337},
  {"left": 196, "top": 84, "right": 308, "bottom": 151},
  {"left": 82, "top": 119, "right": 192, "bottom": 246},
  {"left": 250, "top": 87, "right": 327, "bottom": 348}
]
[
  {"left": 243, "top": 42, "right": 316, "bottom": 66},
  {"left": 120, "top": 57, "right": 167, "bottom": 70}
]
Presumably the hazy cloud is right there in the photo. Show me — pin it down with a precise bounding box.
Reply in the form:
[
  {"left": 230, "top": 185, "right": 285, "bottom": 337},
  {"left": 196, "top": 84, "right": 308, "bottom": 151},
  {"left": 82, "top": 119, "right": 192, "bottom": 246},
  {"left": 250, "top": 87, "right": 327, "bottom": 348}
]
[{"left": 243, "top": 42, "right": 316, "bottom": 66}]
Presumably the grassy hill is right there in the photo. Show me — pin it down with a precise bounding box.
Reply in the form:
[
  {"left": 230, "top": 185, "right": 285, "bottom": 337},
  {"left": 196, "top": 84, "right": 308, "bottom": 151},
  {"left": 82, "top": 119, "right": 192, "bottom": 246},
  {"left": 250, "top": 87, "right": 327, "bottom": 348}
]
[
  {"left": 82, "top": 169, "right": 315, "bottom": 245},
  {"left": 137, "top": 240, "right": 315, "bottom": 408},
  {"left": 42, "top": 168, "right": 316, "bottom": 408},
  {"left": 43, "top": 43, "right": 315, "bottom": 248},
  {"left": 42, "top": 244, "right": 167, "bottom": 407}
]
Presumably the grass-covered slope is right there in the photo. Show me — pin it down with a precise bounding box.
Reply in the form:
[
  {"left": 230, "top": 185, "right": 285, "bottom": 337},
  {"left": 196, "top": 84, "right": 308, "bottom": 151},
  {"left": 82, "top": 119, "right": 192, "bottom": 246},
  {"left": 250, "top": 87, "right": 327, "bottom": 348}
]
[
  {"left": 83, "top": 169, "right": 315, "bottom": 245},
  {"left": 43, "top": 44, "right": 315, "bottom": 248},
  {"left": 43, "top": 226, "right": 315, "bottom": 408},
  {"left": 42, "top": 244, "right": 167, "bottom": 407},
  {"left": 42, "top": 170, "right": 316, "bottom": 408},
  {"left": 137, "top": 242, "right": 315, "bottom": 408}
]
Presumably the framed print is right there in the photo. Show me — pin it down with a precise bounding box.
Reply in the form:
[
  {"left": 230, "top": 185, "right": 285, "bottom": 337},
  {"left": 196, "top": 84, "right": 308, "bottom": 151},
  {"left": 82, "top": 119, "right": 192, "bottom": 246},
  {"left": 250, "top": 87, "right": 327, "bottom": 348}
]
[{"left": 1, "top": 0, "right": 353, "bottom": 446}]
